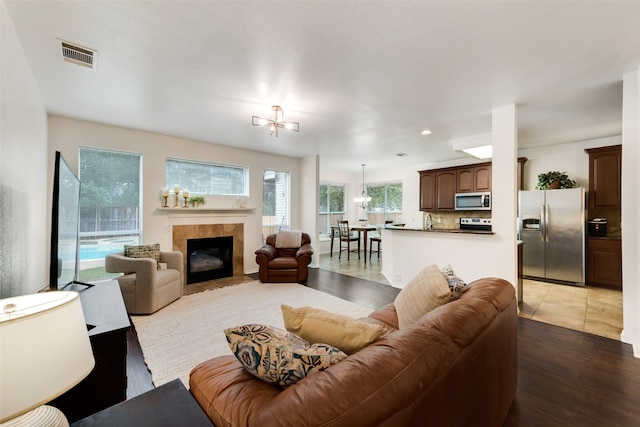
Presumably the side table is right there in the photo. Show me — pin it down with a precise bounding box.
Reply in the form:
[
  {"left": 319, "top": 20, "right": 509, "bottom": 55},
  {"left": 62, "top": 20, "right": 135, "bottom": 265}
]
[
  {"left": 51, "top": 281, "right": 130, "bottom": 422},
  {"left": 70, "top": 379, "right": 213, "bottom": 427}
]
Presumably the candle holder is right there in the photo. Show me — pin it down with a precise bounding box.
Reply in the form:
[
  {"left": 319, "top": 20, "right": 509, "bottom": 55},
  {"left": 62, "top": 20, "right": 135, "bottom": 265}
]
[
  {"left": 183, "top": 195, "right": 189, "bottom": 208},
  {"left": 173, "top": 191, "right": 180, "bottom": 208},
  {"left": 162, "top": 195, "right": 169, "bottom": 208}
]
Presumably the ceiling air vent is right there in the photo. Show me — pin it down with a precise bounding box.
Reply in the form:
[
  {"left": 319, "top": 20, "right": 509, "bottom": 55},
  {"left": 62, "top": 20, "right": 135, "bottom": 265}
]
[{"left": 58, "top": 40, "right": 97, "bottom": 70}]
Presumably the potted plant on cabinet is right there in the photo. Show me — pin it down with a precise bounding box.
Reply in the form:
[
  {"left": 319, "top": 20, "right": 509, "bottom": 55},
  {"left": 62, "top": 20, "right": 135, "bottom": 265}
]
[{"left": 535, "top": 171, "right": 576, "bottom": 190}]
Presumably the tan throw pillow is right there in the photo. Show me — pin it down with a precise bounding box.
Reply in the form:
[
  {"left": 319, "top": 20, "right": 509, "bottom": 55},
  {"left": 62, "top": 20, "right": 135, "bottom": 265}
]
[
  {"left": 124, "top": 244, "right": 161, "bottom": 270},
  {"left": 394, "top": 265, "right": 451, "bottom": 329},
  {"left": 282, "top": 304, "right": 384, "bottom": 355}
]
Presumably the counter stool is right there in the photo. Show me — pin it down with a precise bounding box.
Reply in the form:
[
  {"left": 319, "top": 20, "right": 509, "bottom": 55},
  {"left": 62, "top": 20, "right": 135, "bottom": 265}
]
[{"left": 369, "top": 236, "right": 381, "bottom": 259}]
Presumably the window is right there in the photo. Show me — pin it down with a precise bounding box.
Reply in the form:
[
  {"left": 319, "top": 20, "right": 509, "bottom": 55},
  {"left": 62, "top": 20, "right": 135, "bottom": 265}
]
[
  {"left": 366, "top": 182, "right": 403, "bottom": 224},
  {"left": 319, "top": 183, "right": 345, "bottom": 235},
  {"left": 165, "top": 158, "right": 248, "bottom": 196},
  {"left": 78, "top": 147, "right": 142, "bottom": 281},
  {"left": 262, "top": 170, "right": 290, "bottom": 237}
]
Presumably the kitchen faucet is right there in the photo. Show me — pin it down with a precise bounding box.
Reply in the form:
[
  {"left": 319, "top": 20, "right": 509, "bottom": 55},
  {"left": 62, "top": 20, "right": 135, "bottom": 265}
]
[{"left": 424, "top": 212, "right": 433, "bottom": 230}]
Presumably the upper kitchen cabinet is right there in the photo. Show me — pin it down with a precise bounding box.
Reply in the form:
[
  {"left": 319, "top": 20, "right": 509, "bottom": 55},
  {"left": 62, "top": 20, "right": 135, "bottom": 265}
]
[
  {"left": 585, "top": 145, "right": 621, "bottom": 209},
  {"left": 517, "top": 157, "right": 527, "bottom": 191},
  {"left": 456, "top": 162, "right": 491, "bottom": 193},
  {"left": 435, "top": 169, "right": 457, "bottom": 210},
  {"left": 418, "top": 168, "right": 456, "bottom": 211},
  {"left": 420, "top": 158, "right": 525, "bottom": 212},
  {"left": 419, "top": 171, "right": 436, "bottom": 211}
]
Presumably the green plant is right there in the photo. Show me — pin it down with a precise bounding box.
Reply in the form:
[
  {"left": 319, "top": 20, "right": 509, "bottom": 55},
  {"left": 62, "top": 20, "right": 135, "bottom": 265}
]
[
  {"left": 188, "top": 195, "right": 206, "bottom": 207},
  {"left": 535, "top": 171, "right": 576, "bottom": 190}
]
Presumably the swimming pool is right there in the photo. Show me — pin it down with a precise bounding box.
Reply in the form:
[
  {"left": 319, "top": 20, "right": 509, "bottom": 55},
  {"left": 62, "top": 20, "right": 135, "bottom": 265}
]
[{"left": 79, "top": 247, "right": 121, "bottom": 261}]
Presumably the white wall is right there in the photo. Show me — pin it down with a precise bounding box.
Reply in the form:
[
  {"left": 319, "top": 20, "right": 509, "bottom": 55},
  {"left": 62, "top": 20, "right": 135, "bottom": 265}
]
[
  {"left": 301, "top": 155, "right": 319, "bottom": 267},
  {"left": 0, "top": 2, "right": 48, "bottom": 297},
  {"left": 47, "top": 115, "right": 305, "bottom": 275},
  {"left": 518, "top": 135, "right": 622, "bottom": 191},
  {"left": 621, "top": 68, "right": 640, "bottom": 357}
]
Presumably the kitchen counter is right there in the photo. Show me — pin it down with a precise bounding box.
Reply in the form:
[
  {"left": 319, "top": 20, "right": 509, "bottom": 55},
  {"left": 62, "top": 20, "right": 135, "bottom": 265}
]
[{"left": 386, "top": 225, "right": 494, "bottom": 235}]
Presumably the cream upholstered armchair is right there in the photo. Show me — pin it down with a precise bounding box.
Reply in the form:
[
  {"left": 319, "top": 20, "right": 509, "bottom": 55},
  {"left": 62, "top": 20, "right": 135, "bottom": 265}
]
[{"left": 105, "top": 249, "right": 183, "bottom": 314}]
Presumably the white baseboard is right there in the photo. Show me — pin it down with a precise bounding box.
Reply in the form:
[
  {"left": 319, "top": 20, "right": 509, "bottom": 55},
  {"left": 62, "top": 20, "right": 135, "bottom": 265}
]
[{"left": 620, "top": 329, "right": 640, "bottom": 358}]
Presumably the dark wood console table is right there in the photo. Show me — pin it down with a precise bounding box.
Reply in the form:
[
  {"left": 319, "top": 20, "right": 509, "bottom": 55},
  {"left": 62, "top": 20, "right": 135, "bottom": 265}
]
[
  {"left": 51, "top": 281, "right": 131, "bottom": 423},
  {"left": 70, "top": 379, "right": 213, "bottom": 427}
]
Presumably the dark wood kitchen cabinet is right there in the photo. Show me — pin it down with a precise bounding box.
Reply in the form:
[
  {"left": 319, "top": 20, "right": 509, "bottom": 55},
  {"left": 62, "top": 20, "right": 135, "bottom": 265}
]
[
  {"left": 435, "top": 169, "right": 457, "bottom": 211},
  {"left": 420, "top": 158, "right": 526, "bottom": 212},
  {"left": 456, "top": 162, "right": 491, "bottom": 193},
  {"left": 419, "top": 171, "right": 436, "bottom": 211},
  {"left": 585, "top": 145, "right": 621, "bottom": 209},
  {"left": 419, "top": 168, "right": 456, "bottom": 211},
  {"left": 587, "top": 238, "right": 622, "bottom": 290}
]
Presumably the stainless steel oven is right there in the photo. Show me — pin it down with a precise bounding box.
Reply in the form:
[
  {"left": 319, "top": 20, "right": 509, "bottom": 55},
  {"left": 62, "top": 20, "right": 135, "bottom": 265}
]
[
  {"left": 460, "top": 217, "right": 492, "bottom": 231},
  {"left": 455, "top": 192, "right": 491, "bottom": 211}
]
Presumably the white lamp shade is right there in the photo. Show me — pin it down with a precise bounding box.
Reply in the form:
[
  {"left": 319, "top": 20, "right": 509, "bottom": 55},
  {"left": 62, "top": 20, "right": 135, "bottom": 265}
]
[{"left": 0, "top": 292, "right": 95, "bottom": 423}]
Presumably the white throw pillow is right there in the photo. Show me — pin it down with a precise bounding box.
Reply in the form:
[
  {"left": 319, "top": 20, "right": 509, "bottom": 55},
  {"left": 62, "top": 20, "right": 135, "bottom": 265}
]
[{"left": 394, "top": 265, "right": 451, "bottom": 328}]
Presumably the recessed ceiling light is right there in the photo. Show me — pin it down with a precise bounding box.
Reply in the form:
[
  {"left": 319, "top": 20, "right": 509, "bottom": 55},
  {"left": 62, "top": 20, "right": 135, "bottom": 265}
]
[
  {"left": 395, "top": 153, "right": 408, "bottom": 157},
  {"left": 420, "top": 130, "right": 432, "bottom": 135}
]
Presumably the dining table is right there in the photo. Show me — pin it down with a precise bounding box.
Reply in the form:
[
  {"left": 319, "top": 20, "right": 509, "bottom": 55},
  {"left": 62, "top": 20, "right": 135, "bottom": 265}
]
[{"left": 330, "top": 224, "right": 378, "bottom": 264}]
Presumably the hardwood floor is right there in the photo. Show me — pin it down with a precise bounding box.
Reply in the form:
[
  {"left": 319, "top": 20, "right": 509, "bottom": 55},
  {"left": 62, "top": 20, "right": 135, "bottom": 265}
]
[{"left": 126, "top": 268, "right": 640, "bottom": 426}]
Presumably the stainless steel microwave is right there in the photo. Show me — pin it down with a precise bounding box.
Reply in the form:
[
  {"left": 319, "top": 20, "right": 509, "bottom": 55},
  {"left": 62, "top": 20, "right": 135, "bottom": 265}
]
[{"left": 455, "top": 192, "right": 491, "bottom": 211}]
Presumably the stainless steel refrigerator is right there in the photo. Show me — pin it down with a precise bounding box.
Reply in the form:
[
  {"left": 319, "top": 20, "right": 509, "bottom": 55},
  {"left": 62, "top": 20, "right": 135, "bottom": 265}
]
[{"left": 518, "top": 188, "right": 585, "bottom": 285}]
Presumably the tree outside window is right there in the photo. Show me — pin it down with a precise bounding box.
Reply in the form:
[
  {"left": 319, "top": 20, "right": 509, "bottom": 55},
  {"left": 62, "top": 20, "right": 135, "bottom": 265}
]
[
  {"left": 78, "top": 147, "right": 142, "bottom": 281},
  {"left": 366, "top": 182, "right": 403, "bottom": 224},
  {"left": 319, "top": 183, "right": 345, "bottom": 235}
]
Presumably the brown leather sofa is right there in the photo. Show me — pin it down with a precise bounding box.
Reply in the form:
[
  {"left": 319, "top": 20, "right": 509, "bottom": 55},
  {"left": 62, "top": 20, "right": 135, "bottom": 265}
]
[
  {"left": 255, "top": 232, "right": 313, "bottom": 284},
  {"left": 189, "top": 277, "right": 517, "bottom": 427}
]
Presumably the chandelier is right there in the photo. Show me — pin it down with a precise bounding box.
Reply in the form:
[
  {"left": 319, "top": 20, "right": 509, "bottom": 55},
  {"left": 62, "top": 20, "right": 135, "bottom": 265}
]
[
  {"left": 354, "top": 163, "right": 371, "bottom": 210},
  {"left": 252, "top": 105, "right": 299, "bottom": 137}
]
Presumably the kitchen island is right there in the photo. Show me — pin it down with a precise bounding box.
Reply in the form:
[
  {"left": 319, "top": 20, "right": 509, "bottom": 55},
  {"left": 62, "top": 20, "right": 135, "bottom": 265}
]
[
  {"left": 381, "top": 226, "right": 511, "bottom": 290},
  {"left": 385, "top": 225, "right": 494, "bottom": 235}
]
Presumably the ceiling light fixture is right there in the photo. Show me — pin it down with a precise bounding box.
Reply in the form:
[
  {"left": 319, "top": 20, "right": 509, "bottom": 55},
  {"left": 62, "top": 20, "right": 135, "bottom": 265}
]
[
  {"left": 450, "top": 133, "right": 493, "bottom": 159},
  {"left": 252, "top": 105, "right": 299, "bottom": 137},
  {"left": 354, "top": 164, "right": 372, "bottom": 210},
  {"left": 421, "top": 129, "right": 432, "bottom": 135}
]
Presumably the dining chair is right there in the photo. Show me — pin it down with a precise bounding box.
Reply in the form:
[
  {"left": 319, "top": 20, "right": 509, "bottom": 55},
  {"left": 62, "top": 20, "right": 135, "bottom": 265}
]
[{"left": 338, "top": 220, "right": 360, "bottom": 260}]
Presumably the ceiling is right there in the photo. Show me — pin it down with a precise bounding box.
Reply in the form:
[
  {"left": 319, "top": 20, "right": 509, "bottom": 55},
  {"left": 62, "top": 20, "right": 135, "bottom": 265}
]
[{"left": 5, "top": 1, "right": 640, "bottom": 173}]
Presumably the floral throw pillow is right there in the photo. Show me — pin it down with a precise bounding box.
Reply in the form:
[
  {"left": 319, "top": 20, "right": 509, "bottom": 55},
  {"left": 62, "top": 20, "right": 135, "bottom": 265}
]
[
  {"left": 124, "top": 244, "right": 161, "bottom": 270},
  {"left": 441, "top": 264, "right": 467, "bottom": 301},
  {"left": 224, "top": 324, "right": 347, "bottom": 387}
]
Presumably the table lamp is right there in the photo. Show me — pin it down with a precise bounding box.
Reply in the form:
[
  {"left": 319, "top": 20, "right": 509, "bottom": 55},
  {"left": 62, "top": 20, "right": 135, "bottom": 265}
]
[{"left": 0, "top": 291, "right": 95, "bottom": 426}]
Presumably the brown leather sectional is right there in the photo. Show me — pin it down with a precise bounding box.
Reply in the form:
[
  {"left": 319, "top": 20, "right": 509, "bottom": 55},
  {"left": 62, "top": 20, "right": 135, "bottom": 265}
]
[{"left": 189, "top": 277, "right": 517, "bottom": 426}]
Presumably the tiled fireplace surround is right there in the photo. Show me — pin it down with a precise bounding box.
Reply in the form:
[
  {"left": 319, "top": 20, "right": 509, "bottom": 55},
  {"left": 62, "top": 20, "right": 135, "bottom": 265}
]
[{"left": 172, "top": 223, "right": 244, "bottom": 294}]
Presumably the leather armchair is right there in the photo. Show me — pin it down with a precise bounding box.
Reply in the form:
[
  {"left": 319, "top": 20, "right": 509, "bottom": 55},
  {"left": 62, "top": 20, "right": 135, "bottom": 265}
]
[
  {"left": 105, "top": 251, "right": 183, "bottom": 314},
  {"left": 255, "top": 232, "right": 313, "bottom": 284}
]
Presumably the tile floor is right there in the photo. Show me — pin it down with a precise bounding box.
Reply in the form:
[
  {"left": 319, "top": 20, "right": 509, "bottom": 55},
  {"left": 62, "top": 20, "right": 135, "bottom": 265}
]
[
  {"left": 519, "top": 278, "right": 623, "bottom": 341},
  {"left": 318, "top": 252, "right": 624, "bottom": 341}
]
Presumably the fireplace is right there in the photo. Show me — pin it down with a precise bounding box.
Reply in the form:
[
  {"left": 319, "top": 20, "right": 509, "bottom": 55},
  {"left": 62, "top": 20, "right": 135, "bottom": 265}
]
[
  {"left": 172, "top": 222, "right": 244, "bottom": 293},
  {"left": 186, "top": 236, "right": 233, "bottom": 284}
]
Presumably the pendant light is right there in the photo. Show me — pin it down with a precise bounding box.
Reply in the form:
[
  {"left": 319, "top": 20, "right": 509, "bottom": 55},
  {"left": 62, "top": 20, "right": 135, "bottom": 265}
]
[{"left": 354, "top": 164, "right": 371, "bottom": 210}]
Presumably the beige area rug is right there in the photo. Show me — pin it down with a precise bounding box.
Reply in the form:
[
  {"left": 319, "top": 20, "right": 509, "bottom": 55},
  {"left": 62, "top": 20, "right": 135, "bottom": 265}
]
[{"left": 131, "top": 281, "right": 375, "bottom": 387}]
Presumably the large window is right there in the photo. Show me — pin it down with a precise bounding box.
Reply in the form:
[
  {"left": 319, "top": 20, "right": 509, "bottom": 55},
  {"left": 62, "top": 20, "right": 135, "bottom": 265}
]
[
  {"left": 78, "top": 147, "right": 142, "bottom": 281},
  {"left": 319, "top": 183, "right": 345, "bottom": 235},
  {"left": 262, "top": 170, "right": 290, "bottom": 237},
  {"left": 366, "top": 182, "right": 403, "bottom": 224},
  {"left": 166, "top": 158, "right": 248, "bottom": 195}
]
